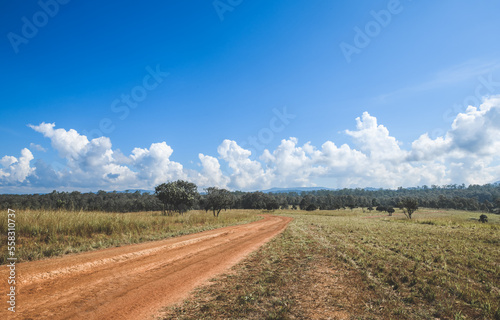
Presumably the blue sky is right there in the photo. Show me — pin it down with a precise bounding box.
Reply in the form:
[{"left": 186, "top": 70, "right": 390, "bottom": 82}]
[{"left": 2, "top": 0, "right": 500, "bottom": 193}]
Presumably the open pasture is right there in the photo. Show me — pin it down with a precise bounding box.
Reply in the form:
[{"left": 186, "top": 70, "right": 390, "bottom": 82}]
[{"left": 165, "top": 208, "right": 500, "bottom": 319}]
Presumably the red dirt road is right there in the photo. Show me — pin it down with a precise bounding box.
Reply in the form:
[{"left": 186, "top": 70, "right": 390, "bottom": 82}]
[{"left": 1, "top": 215, "right": 292, "bottom": 320}]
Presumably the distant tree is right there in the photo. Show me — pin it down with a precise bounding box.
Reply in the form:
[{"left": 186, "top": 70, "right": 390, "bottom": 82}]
[
  {"left": 300, "top": 195, "right": 314, "bottom": 210},
  {"left": 401, "top": 198, "right": 419, "bottom": 219},
  {"left": 376, "top": 206, "right": 387, "bottom": 212},
  {"left": 3, "top": 182, "right": 500, "bottom": 214},
  {"left": 346, "top": 195, "right": 357, "bottom": 210},
  {"left": 481, "top": 200, "right": 492, "bottom": 212},
  {"left": 56, "top": 199, "right": 66, "bottom": 209},
  {"left": 198, "top": 197, "right": 209, "bottom": 213},
  {"left": 264, "top": 195, "right": 280, "bottom": 211},
  {"left": 205, "top": 187, "right": 232, "bottom": 217},
  {"left": 241, "top": 192, "right": 267, "bottom": 209},
  {"left": 387, "top": 207, "right": 395, "bottom": 216},
  {"left": 306, "top": 203, "right": 318, "bottom": 211},
  {"left": 367, "top": 206, "right": 374, "bottom": 212},
  {"left": 491, "top": 197, "right": 500, "bottom": 214},
  {"left": 155, "top": 180, "right": 199, "bottom": 215},
  {"left": 479, "top": 214, "right": 488, "bottom": 223}
]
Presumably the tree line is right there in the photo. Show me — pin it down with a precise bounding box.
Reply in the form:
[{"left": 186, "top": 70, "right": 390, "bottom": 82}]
[{"left": 1, "top": 182, "right": 499, "bottom": 215}]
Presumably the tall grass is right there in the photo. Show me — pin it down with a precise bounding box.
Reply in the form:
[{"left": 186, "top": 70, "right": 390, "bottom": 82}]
[{"left": 0, "top": 209, "right": 258, "bottom": 264}]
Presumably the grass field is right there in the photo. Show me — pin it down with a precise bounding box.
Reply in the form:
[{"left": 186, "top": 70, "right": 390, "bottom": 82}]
[
  {"left": 1, "top": 207, "right": 498, "bottom": 319},
  {"left": 163, "top": 208, "right": 500, "bottom": 320},
  {"left": 0, "top": 209, "right": 259, "bottom": 264}
]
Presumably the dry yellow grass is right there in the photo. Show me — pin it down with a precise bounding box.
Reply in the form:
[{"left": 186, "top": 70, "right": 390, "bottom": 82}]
[{"left": 0, "top": 209, "right": 259, "bottom": 264}]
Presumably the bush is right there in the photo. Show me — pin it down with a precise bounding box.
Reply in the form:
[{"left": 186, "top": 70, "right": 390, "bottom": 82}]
[
  {"left": 479, "top": 214, "right": 488, "bottom": 223},
  {"left": 387, "top": 207, "right": 395, "bottom": 216},
  {"left": 305, "top": 203, "right": 318, "bottom": 211}
]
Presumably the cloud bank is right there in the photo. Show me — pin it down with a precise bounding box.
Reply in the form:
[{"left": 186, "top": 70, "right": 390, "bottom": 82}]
[{"left": 2, "top": 96, "right": 500, "bottom": 192}]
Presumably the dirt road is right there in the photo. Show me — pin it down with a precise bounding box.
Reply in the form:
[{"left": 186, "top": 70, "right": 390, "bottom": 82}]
[{"left": 1, "top": 215, "right": 292, "bottom": 320}]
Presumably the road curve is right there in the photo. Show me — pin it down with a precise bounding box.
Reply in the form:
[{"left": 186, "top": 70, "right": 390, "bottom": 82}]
[{"left": 1, "top": 215, "right": 292, "bottom": 320}]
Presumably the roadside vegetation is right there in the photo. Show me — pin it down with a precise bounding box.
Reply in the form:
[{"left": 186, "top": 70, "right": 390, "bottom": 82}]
[
  {"left": 1, "top": 182, "right": 499, "bottom": 214},
  {"left": 163, "top": 208, "right": 500, "bottom": 320},
  {"left": 0, "top": 209, "right": 258, "bottom": 264}
]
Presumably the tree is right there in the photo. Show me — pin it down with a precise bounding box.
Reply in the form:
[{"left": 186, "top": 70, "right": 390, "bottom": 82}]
[
  {"left": 346, "top": 195, "right": 357, "bottom": 210},
  {"left": 300, "top": 195, "right": 316, "bottom": 210},
  {"left": 387, "top": 207, "right": 395, "bottom": 216},
  {"left": 264, "top": 194, "right": 280, "bottom": 211},
  {"left": 306, "top": 203, "right": 318, "bottom": 211},
  {"left": 299, "top": 196, "right": 310, "bottom": 210},
  {"left": 401, "top": 198, "right": 418, "bottom": 219},
  {"left": 205, "top": 187, "right": 232, "bottom": 217},
  {"left": 494, "top": 197, "right": 500, "bottom": 214},
  {"left": 155, "top": 180, "right": 199, "bottom": 215},
  {"left": 241, "top": 192, "right": 266, "bottom": 209}
]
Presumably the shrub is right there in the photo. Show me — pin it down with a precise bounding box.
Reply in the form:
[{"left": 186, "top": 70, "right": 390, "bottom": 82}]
[
  {"left": 387, "top": 207, "right": 395, "bottom": 216},
  {"left": 306, "top": 203, "right": 318, "bottom": 211}
]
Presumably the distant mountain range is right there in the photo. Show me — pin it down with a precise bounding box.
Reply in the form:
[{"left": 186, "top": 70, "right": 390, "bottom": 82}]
[
  {"left": 260, "top": 186, "right": 392, "bottom": 193},
  {"left": 115, "top": 189, "right": 154, "bottom": 194},
  {"left": 261, "top": 187, "right": 335, "bottom": 193},
  {"left": 261, "top": 183, "right": 500, "bottom": 193},
  {"left": 61, "top": 182, "right": 500, "bottom": 195}
]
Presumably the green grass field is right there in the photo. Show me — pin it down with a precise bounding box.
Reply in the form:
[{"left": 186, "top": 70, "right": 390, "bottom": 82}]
[
  {"left": 164, "top": 208, "right": 500, "bottom": 320},
  {"left": 0, "top": 209, "right": 259, "bottom": 264}
]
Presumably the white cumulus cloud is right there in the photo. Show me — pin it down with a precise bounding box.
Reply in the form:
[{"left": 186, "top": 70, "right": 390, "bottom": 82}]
[
  {"left": 29, "top": 123, "right": 89, "bottom": 160},
  {"left": 191, "top": 154, "right": 230, "bottom": 188},
  {"left": 2, "top": 95, "right": 500, "bottom": 192},
  {"left": 130, "top": 142, "right": 186, "bottom": 187},
  {"left": 346, "top": 112, "right": 407, "bottom": 162},
  {"left": 0, "top": 148, "right": 35, "bottom": 184},
  {"left": 217, "top": 139, "right": 272, "bottom": 190}
]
